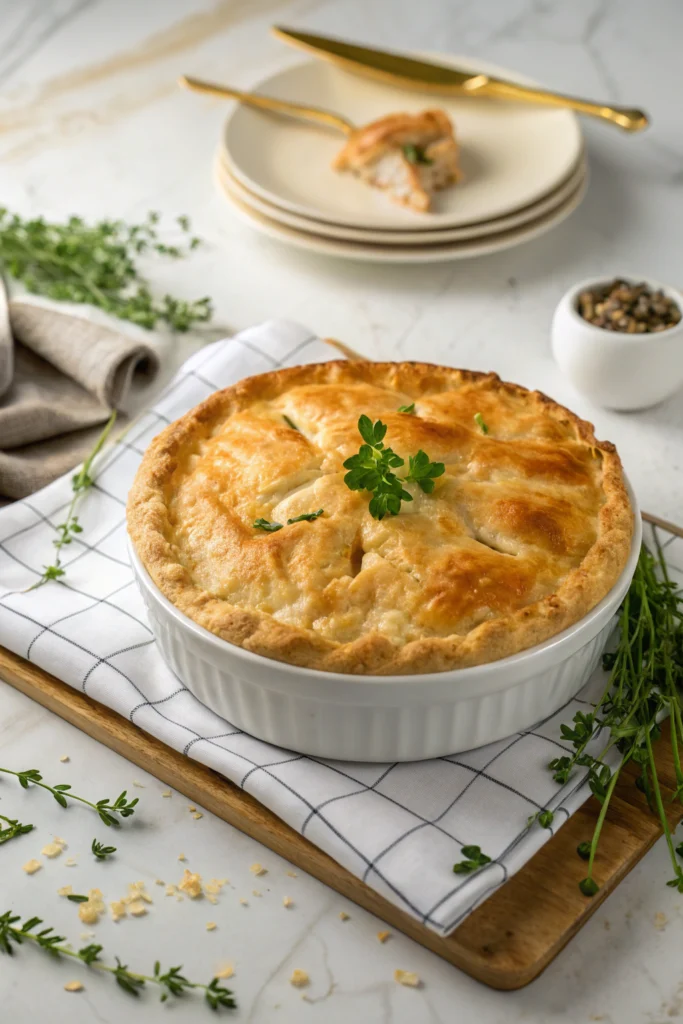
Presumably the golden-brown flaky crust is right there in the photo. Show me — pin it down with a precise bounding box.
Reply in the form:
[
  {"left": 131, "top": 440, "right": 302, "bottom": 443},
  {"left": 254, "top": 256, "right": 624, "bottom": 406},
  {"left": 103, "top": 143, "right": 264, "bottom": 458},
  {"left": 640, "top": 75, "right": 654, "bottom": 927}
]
[{"left": 127, "top": 361, "right": 633, "bottom": 676}]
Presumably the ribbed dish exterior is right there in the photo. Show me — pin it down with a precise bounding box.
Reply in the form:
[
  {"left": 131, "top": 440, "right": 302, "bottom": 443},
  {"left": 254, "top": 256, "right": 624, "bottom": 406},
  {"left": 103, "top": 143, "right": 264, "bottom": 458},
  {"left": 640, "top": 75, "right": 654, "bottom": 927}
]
[{"left": 137, "top": 572, "right": 614, "bottom": 761}]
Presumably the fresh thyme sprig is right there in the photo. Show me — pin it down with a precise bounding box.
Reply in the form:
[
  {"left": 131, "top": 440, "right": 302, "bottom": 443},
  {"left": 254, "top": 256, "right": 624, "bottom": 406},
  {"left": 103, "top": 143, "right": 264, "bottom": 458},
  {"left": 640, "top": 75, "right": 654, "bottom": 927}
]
[
  {"left": 452, "top": 845, "right": 492, "bottom": 874},
  {"left": 0, "top": 814, "right": 33, "bottom": 846},
  {"left": 0, "top": 912, "right": 236, "bottom": 1010},
  {"left": 0, "top": 768, "right": 138, "bottom": 826},
  {"left": 0, "top": 209, "right": 212, "bottom": 331},
  {"left": 343, "top": 415, "right": 444, "bottom": 520},
  {"left": 29, "top": 410, "right": 117, "bottom": 590},
  {"left": 398, "top": 403, "right": 415, "bottom": 414},
  {"left": 548, "top": 538, "right": 683, "bottom": 896},
  {"left": 92, "top": 838, "right": 117, "bottom": 860},
  {"left": 474, "top": 412, "right": 489, "bottom": 434}
]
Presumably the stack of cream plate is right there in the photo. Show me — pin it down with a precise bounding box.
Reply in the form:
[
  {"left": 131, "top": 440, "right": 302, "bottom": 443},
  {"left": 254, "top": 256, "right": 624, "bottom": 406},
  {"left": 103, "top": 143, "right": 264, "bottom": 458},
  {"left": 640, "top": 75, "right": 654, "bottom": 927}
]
[{"left": 215, "top": 57, "right": 587, "bottom": 263}]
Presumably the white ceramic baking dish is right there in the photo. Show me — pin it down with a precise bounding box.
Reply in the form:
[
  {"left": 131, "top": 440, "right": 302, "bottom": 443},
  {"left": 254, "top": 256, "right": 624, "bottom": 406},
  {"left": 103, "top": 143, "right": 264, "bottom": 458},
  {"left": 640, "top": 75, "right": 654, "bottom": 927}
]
[{"left": 128, "top": 491, "right": 641, "bottom": 762}]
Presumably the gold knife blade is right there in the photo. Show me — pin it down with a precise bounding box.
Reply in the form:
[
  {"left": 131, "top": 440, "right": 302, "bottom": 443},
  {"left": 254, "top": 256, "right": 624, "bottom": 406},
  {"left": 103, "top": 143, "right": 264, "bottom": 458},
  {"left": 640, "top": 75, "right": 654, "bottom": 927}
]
[
  {"left": 272, "top": 26, "right": 649, "bottom": 132},
  {"left": 272, "top": 27, "right": 487, "bottom": 92}
]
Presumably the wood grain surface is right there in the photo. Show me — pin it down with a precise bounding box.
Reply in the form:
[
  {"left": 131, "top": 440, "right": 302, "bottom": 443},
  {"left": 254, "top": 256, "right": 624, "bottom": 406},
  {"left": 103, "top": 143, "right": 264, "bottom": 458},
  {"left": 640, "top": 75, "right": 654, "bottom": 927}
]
[{"left": 1, "top": 644, "right": 680, "bottom": 990}]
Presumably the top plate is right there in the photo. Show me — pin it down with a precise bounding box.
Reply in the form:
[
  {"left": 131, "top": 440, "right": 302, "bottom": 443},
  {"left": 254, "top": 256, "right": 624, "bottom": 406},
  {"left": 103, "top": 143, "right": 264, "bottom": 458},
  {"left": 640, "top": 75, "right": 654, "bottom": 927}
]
[{"left": 223, "top": 55, "right": 583, "bottom": 231}]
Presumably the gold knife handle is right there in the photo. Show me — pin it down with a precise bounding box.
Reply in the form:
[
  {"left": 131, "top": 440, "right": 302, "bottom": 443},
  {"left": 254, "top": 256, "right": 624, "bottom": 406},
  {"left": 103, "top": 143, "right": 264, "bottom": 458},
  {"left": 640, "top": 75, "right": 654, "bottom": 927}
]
[
  {"left": 178, "top": 75, "right": 354, "bottom": 136},
  {"left": 480, "top": 78, "right": 649, "bottom": 133}
]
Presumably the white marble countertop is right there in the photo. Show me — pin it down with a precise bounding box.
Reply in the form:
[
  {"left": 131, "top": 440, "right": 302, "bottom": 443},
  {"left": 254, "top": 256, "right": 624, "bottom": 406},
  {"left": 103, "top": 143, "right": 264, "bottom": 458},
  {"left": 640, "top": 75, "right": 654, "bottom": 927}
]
[{"left": 1, "top": 1, "right": 683, "bottom": 1021}]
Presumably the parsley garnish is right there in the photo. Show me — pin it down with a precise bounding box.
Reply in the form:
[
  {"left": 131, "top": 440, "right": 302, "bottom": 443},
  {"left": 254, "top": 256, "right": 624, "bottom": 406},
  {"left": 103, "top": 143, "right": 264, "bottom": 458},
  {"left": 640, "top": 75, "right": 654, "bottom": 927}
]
[
  {"left": 452, "top": 845, "right": 492, "bottom": 875},
  {"left": 253, "top": 519, "right": 283, "bottom": 532},
  {"left": 398, "top": 403, "right": 415, "bottom": 414},
  {"left": 253, "top": 510, "right": 324, "bottom": 532},
  {"left": 343, "top": 416, "right": 444, "bottom": 520},
  {"left": 402, "top": 144, "right": 432, "bottom": 165},
  {"left": 287, "top": 509, "right": 324, "bottom": 524},
  {"left": 474, "top": 412, "right": 489, "bottom": 434},
  {"left": 67, "top": 894, "right": 90, "bottom": 904}
]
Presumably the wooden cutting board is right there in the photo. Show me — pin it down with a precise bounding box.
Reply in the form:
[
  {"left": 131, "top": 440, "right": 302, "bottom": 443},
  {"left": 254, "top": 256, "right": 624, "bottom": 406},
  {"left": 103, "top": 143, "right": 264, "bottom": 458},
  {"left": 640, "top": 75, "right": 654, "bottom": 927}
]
[{"left": 1, "top": 644, "right": 680, "bottom": 991}]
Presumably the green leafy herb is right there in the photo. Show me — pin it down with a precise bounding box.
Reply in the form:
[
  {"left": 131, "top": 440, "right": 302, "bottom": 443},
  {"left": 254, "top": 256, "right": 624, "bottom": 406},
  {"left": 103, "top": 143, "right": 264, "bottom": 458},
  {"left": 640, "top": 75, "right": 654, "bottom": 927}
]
[
  {"left": 287, "top": 509, "right": 324, "bottom": 524},
  {"left": 402, "top": 144, "right": 432, "bottom": 166},
  {"left": 398, "top": 403, "right": 415, "bottom": 414},
  {"left": 474, "top": 412, "right": 489, "bottom": 434},
  {"left": 343, "top": 416, "right": 444, "bottom": 520},
  {"left": 452, "top": 844, "right": 492, "bottom": 874},
  {"left": 253, "top": 519, "right": 283, "bottom": 532},
  {"left": 527, "top": 809, "right": 555, "bottom": 829},
  {"left": 67, "top": 894, "right": 90, "bottom": 904},
  {"left": 404, "top": 449, "right": 446, "bottom": 494},
  {"left": 0, "top": 209, "right": 211, "bottom": 331},
  {"left": 0, "top": 912, "right": 236, "bottom": 1011},
  {"left": 92, "top": 838, "right": 117, "bottom": 860},
  {"left": 29, "top": 411, "right": 117, "bottom": 590},
  {"left": 547, "top": 537, "right": 683, "bottom": 897},
  {"left": 0, "top": 768, "right": 138, "bottom": 827},
  {"left": 0, "top": 814, "right": 33, "bottom": 846},
  {"left": 283, "top": 415, "right": 299, "bottom": 431}
]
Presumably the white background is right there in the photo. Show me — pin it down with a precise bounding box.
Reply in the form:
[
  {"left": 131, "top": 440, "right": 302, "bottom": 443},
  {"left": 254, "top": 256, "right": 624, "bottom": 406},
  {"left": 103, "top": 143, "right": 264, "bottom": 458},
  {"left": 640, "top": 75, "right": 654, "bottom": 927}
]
[{"left": 1, "top": 1, "right": 682, "bottom": 1021}]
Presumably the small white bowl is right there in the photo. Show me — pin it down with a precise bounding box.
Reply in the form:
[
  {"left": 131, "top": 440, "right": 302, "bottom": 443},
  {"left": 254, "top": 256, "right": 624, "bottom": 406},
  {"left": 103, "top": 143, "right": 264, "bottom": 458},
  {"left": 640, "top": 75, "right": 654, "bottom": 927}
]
[
  {"left": 128, "top": 491, "right": 641, "bottom": 762},
  {"left": 551, "top": 276, "right": 683, "bottom": 410}
]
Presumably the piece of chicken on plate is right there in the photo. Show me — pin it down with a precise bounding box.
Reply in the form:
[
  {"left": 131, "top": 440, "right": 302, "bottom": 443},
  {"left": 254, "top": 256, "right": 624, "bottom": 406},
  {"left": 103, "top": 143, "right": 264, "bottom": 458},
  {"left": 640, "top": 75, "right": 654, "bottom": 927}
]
[{"left": 332, "top": 109, "right": 462, "bottom": 213}]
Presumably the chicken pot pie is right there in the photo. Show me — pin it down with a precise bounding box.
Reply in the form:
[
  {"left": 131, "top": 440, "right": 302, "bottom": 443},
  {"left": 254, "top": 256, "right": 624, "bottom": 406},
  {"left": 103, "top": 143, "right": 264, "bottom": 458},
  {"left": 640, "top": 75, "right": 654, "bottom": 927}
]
[
  {"left": 332, "top": 110, "right": 462, "bottom": 212},
  {"left": 127, "top": 361, "right": 633, "bottom": 676}
]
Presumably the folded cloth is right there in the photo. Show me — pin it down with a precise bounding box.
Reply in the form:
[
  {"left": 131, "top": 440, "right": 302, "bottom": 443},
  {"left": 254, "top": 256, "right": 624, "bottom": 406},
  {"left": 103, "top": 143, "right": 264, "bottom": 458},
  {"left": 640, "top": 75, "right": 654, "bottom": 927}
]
[
  {"left": 0, "top": 280, "right": 159, "bottom": 500},
  {"left": 0, "top": 320, "right": 679, "bottom": 936}
]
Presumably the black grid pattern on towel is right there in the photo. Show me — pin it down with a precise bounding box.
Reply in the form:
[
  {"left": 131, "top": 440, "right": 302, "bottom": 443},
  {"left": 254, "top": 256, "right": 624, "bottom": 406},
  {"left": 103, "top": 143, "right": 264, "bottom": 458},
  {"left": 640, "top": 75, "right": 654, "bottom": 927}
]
[{"left": 0, "top": 321, "right": 681, "bottom": 937}]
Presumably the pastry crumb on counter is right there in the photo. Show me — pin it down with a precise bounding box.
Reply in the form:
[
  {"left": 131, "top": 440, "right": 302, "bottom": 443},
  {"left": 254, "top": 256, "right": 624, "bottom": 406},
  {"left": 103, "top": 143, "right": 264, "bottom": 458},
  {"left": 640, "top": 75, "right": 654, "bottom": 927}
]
[
  {"left": 394, "top": 969, "right": 421, "bottom": 988},
  {"left": 78, "top": 890, "right": 105, "bottom": 925},
  {"left": 250, "top": 862, "right": 267, "bottom": 876},
  {"left": 178, "top": 869, "right": 203, "bottom": 899},
  {"left": 65, "top": 857, "right": 77, "bottom": 867},
  {"left": 286, "top": 870, "right": 297, "bottom": 878},
  {"left": 161, "top": 789, "right": 172, "bottom": 798},
  {"left": 654, "top": 911, "right": 668, "bottom": 930},
  {"left": 133, "top": 780, "right": 145, "bottom": 788},
  {"left": 109, "top": 900, "right": 126, "bottom": 923},
  {"left": 339, "top": 911, "right": 350, "bottom": 921},
  {"left": 283, "top": 896, "right": 293, "bottom": 908},
  {"left": 42, "top": 839, "right": 66, "bottom": 858},
  {"left": 57, "top": 885, "right": 73, "bottom": 897},
  {"left": 192, "top": 812, "right": 203, "bottom": 820},
  {"left": 178, "top": 853, "right": 186, "bottom": 861},
  {"left": 64, "top": 980, "right": 83, "bottom": 993},
  {"left": 239, "top": 898, "right": 248, "bottom": 906},
  {"left": 23, "top": 859, "right": 42, "bottom": 875},
  {"left": 215, "top": 963, "right": 234, "bottom": 980},
  {"left": 206, "top": 921, "right": 217, "bottom": 931},
  {"left": 128, "top": 900, "right": 147, "bottom": 917},
  {"left": 377, "top": 930, "right": 391, "bottom": 943},
  {"left": 59, "top": 755, "right": 70, "bottom": 763},
  {"left": 289, "top": 969, "right": 309, "bottom": 988}
]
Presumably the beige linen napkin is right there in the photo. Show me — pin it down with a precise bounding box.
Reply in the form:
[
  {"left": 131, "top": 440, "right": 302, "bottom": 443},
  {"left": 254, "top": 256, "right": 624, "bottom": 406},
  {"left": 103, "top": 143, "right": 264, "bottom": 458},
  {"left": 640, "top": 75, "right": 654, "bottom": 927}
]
[{"left": 0, "top": 280, "right": 159, "bottom": 499}]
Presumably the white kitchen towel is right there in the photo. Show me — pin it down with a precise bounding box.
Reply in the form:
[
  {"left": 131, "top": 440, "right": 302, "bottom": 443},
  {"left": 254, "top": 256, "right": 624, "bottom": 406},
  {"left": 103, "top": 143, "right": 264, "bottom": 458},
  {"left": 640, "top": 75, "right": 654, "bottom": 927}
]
[{"left": 1, "top": 320, "right": 681, "bottom": 936}]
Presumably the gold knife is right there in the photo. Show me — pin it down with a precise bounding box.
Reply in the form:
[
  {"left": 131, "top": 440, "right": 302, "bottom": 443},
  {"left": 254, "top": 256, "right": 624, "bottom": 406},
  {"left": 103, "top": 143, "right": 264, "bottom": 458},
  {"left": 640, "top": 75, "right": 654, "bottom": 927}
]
[{"left": 272, "top": 26, "right": 649, "bottom": 133}]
